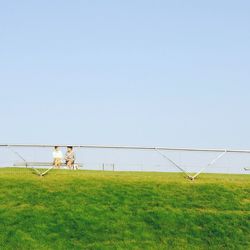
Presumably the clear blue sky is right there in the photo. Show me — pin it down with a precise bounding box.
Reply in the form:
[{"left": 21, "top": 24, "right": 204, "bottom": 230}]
[{"left": 0, "top": 1, "right": 249, "bottom": 149}]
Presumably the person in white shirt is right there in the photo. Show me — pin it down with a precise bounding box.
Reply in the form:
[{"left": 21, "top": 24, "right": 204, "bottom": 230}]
[{"left": 53, "top": 146, "right": 63, "bottom": 168}]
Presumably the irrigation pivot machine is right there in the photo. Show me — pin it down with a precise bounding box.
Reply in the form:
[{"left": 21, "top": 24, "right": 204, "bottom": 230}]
[{"left": 0, "top": 144, "right": 249, "bottom": 179}]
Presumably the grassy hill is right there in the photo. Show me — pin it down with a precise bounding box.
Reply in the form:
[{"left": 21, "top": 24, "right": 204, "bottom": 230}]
[{"left": 0, "top": 168, "right": 249, "bottom": 250}]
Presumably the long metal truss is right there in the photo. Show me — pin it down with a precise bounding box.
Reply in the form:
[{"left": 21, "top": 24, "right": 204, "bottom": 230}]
[{"left": 1, "top": 144, "right": 249, "bottom": 179}]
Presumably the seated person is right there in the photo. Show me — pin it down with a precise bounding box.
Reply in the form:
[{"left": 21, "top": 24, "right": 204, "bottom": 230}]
[
  {"left": 65, "top": 146, "right": 75, "bottom": 169},
  {"left": 53, "top": 146, "right": 63, "bottom": 168}
]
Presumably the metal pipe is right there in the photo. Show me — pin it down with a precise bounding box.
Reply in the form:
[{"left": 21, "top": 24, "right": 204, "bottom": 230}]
[{"left": 0, "top": 144, "right": 250, "bottom": 153}]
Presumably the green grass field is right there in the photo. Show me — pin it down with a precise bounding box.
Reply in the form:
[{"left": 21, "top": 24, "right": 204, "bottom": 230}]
[{"left": 0, "top": 168, "right": 249, "bottom": 250}]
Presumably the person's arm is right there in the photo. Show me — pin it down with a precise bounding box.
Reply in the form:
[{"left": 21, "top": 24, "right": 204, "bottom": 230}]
[{"left": 65, "top": 152, "right": 68, "bottom": 161}]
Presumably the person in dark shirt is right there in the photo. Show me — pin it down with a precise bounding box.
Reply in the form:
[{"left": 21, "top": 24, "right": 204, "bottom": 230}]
[{"left": 65, "top": 146, "right": 75, "bottom": 169}]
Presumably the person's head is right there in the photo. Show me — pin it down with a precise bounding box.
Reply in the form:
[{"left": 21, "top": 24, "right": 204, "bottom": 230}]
[
  {"left": 67, "top": 146, "right": 73, "bottom": 152},
  {"left": 54, "top": 146, "right": 59, "bottom": 151}
]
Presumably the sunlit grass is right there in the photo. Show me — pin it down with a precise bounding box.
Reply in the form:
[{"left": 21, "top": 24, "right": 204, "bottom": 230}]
[{"left": 0, "top": 168, "right": 249, "bottom": 249}]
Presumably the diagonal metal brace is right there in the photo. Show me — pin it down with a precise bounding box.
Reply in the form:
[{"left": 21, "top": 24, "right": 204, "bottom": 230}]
[
  {"left": 155, "top": 149, "right": 193, "bottom": 179},
  {"left": 8, "top": 146, "right": 27, "bottom": 166},
  {"left": 40, "top": 166, "right": 54, "bottom": 176},
  {"left": 30, "top": 166, "right": 54, "bottom": 177},
  {"left": 191, "top": 150, "right": 227, "bottom": 179},
  {"left": 7, "top": 146, "right": 54, "bottom": 176}
]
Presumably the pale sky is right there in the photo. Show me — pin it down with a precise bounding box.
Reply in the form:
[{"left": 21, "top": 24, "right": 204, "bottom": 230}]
[{"left": 0, "top": 1, "right": 250, "bottom": 150}]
